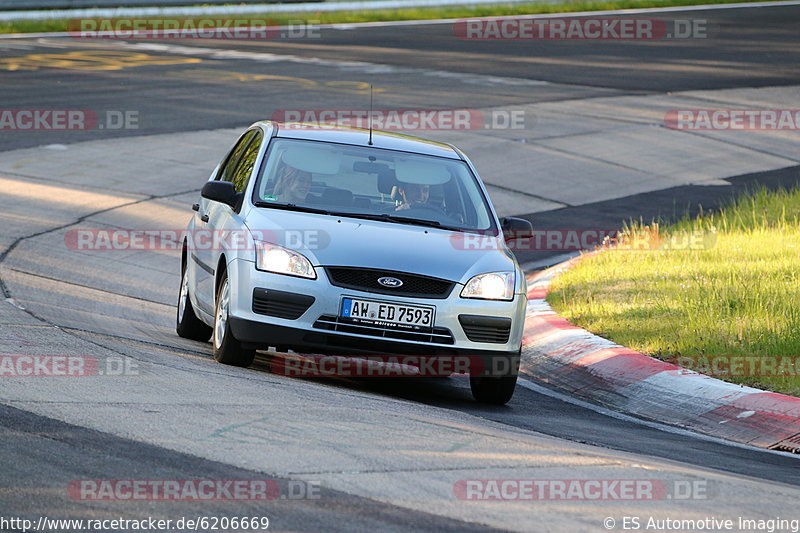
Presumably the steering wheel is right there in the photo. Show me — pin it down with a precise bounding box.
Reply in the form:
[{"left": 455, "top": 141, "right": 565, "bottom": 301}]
[
  {"left": 406, "top": 203, "right": 446, "bottom": 214},
  {"left": 404, "top": 204, "right": 460, "bottom": 224}
]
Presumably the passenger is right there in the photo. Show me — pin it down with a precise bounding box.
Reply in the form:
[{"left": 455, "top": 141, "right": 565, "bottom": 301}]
[
  {"left": 395, "top": 183, "right": 430, "bottom": 211},
  {"left": 273, "top": 164, "right": 312, "bottom": 204}
]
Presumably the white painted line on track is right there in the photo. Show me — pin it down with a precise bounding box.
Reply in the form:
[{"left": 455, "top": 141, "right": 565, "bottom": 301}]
[
  {"left": 517, "top": 374, "right": 800, "bottom": 460},
  {"left": 1, "top": 0, "right": 799, "bottom": 36},
  {"left": 0, "top": 0, "right": 560, "bottom": 21},
  {"left": 65, "top": 40, "right": 553, "bottom": 87},
  {"left": 323, "top": 0, "right": 800, "bottom": 28}
]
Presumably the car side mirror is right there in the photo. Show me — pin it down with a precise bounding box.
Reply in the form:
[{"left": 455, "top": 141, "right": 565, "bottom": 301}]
[
  {"left": 501, "top": 217, "right": 533, "bottom": 241},
  {"left": 201, "top": 181, "right": 239, "bottom": 209}
]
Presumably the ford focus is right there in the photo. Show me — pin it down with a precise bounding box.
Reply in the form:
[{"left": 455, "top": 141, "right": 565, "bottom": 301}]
[{"left": 176, "top": 121, "right": 531, "bottom": 404}]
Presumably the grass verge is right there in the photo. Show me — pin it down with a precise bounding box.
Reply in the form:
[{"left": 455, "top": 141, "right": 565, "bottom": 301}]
[
  {"left": 548, "top": 186, "right": 800, "bottom": 396},
  {"left": 0, "top": 0, "right": 779, "bottom": 34}
]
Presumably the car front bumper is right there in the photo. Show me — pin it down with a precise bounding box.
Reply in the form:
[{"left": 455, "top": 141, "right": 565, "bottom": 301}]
[{"left": 227, "top": 258, "right": 526, "bottom": 358}]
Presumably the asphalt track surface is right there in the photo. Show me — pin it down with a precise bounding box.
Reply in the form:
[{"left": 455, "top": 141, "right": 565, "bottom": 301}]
[
  {"left": 1, "top": 4, "right": 800, "bottom": 531},
  {"left": 1, "top": 3, "right": 800, "bottom": 152}
]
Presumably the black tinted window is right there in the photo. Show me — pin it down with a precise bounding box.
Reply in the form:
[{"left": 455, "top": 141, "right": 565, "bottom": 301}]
[
  {"left": 230, "top": 131, "right": 262, "bottom": 193},
  {"left": 217, "top": 130, "right": 258, "bottom": 184}
]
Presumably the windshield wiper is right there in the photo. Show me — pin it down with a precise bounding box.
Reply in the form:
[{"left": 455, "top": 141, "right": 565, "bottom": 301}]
[
  {"left": 342, "top": 212, "right": 444, "bottom": 229},
  {"left": 253, "top": 202, "right": 455, "bottom": 230},
  {"left": 253, "top": 201, "right": 332, "bottom": 215}
]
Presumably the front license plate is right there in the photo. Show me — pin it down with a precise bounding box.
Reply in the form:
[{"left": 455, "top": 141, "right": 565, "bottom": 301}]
[{"left": 340, "top": 298, "right": 434, "bottom": 330}]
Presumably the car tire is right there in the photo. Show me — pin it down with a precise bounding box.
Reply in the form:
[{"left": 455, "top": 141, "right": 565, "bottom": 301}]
[
  {"left": 176, "top": 263, "right": 213, "bottom": 342},
  {"left": 212, "top": 272, "right": 255, "bottom": 367},
  {"left": 469, "top": 351, "right": 520, "bottom": 405}
]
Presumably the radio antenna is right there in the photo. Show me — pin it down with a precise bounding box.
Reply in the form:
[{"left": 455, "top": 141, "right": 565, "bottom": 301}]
[{"left": 368, "top": 84, "right": 374, "bottom": 146}]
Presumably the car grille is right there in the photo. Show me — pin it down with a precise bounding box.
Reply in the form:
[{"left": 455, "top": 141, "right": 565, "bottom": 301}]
[
  {"left": 252, "top": 288, "right": 315, "bottom": 320},
  {"left": 325, "top": 267, "right": 454, "bottom": 299},
  {"left": 313, "top": 315, "right": 455, "bottom": 345},
  {"left": 458, "top": 315, "right": 512, "bottom": 344}
]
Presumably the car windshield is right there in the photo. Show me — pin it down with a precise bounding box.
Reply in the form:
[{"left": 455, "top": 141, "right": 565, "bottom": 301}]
[{"left": 252, "top": 138, "right": 497, "bottom": 233}]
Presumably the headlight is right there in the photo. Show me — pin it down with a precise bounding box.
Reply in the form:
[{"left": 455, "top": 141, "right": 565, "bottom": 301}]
[
  {"left": 460, "top": 272, "right": 515, "bottom": 301},
  {"left": 254, "top": 241, "right": 316, "bottom": 279}
]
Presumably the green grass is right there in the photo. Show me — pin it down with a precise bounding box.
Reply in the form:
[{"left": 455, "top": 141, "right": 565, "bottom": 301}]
[
  {"left": 548, "top": 186, "right": 800, "bottom": 396},
  {"left": 0, "top": 0, "right": 778, "bottom": 34}
]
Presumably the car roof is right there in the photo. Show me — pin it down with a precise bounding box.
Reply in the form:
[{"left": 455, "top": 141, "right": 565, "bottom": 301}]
[{"left": 254, "top": 121, "right": 463, "bottom": 160}]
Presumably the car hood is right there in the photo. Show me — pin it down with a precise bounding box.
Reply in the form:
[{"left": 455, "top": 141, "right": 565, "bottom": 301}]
[{"left": 243, "top": 208, "right": 517, "bottom": 285}]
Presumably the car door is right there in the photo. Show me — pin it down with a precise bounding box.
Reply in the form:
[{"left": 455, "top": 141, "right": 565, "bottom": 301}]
[{"left": 193, "top": 129, "right": 261, "bottom": 314}]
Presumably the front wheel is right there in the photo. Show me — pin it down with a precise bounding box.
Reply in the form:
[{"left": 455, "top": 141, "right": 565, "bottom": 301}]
[
  {"left": 212, "top": 272, "right": 255, "bottom": 367},
  {"left": 176, "top": 263, "right": 212, "bottom": 342},
  {"left": 469, "top": 352, "right": 520, "bottom": 405},
  {"left": 470, "top": 376, "right": 518, "bottom": 405}
]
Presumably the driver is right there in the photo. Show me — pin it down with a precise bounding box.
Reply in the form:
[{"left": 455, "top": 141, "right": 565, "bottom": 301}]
[
  {"left": 273, "top": 164, "right": 312, "bottom": 204},
  {"left": 395, "top": 183, "right": 430, "bottom": 211}
]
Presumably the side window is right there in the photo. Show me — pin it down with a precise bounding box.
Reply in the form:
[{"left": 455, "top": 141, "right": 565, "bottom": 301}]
[
  {"left": 230, "top": 131, "right": 263, "bottom": 193},
  {"left": 217, "top": 130, "right": 257, "bottom": 183}
]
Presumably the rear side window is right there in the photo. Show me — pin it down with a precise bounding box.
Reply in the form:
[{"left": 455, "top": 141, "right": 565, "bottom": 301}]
[
  {"left": 230, "top": 131, "right": 263, "bottom": 193},
  {"left": 217, "top": 130, "right": 258, "bottom": 185}
]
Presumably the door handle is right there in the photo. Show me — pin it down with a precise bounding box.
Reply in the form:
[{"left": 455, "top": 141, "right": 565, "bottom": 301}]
[
  {"left": 200, "top": 214, "right": 209, "bottom": 223},
  {"left": 192, "top": 203, "right": 200, "bottom": 211}
]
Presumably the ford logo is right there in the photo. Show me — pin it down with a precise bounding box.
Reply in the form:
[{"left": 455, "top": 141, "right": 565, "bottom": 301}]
[{"left": 377, "top": 276, "right": 403, "bottom": 288}]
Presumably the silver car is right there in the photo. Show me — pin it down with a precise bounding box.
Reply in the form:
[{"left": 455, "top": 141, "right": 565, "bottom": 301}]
[{"left": 176, "top": 121, "right": 531, "bottom": 404}]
